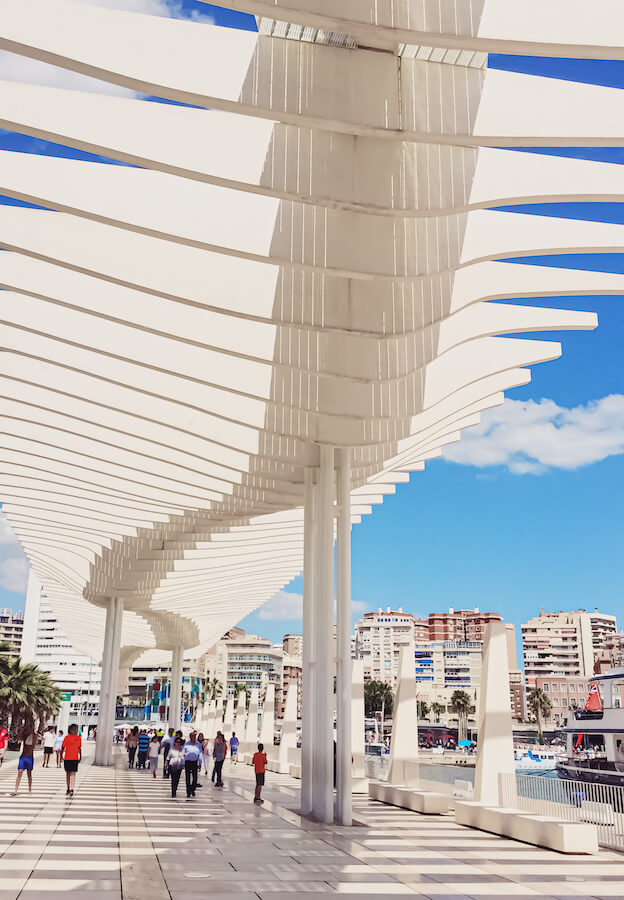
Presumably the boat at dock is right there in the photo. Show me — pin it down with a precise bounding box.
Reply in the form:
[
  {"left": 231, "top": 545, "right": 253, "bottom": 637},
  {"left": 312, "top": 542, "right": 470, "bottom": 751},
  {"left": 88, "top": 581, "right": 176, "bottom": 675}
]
[{"left": 557, "top": 668, "right": 624, "bottom": 787}]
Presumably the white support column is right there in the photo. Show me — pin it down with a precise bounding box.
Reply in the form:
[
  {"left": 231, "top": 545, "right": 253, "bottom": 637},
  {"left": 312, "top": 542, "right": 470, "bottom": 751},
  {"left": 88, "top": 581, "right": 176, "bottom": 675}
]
[
  {"left": 312, "top": 444, "right": 335, "bottom": 824},
  {"left": 474, "top": 622, "right": 516, "bottom": 806},
  {"left": 301, "top": 466, "right": 317, "bottom": 816},
  {"left": 169, "top": 644, "right": 184, "bottom": 732},
  {"left": 95, "top": 596, "right": 123, "bottom": 767},
  {"left": 335, "top": 447, "right": 353, "bottom": 826}
]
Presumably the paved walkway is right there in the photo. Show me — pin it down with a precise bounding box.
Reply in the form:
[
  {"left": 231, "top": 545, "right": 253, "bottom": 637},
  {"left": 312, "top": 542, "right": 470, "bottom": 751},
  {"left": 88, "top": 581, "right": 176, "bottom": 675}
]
[{"left": 1, "top": 748, "right": 623, "bottom": 900}]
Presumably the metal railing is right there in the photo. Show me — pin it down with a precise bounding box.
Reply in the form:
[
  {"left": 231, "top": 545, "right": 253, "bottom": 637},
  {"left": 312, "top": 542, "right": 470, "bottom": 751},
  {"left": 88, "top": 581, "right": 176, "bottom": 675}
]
[
  {"left": 500, "top": 772, "right": 624, "bottom": 852},
  {"left": 365, "top": 756, "right": 474, "bottom": 804}
]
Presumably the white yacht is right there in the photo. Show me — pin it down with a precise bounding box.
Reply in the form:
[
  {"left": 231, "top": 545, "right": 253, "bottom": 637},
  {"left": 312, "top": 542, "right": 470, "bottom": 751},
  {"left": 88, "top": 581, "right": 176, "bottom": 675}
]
[
  {"left": 557, "top": 668, "right": 624, "bottom": 786},
  {"left": 514, "top": 747, "right": 560, "bottom": 771}
]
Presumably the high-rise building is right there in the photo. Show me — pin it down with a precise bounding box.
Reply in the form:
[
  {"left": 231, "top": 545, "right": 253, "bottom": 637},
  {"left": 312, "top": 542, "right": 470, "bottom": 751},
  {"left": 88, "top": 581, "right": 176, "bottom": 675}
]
[
  {"left": 522, "top": 609, "right": 617, "bottom": 687},
  {"left": 0, "top": 608, "right": 24, "bottom": 655},
  {"left": 354, "top": 608, "right": 524, "bottom": 721},
  {"left": 354, "top": 608, "right": 415, "bottom": 685},
  {"left": 22, "top": 575, "right": 101, "bottom": 731},
  {"left": 280, "top": 654, "right": 303, "bottom": 719},
  {"left": 283, "top": 633, "right": 303, "bottom": 658},
  {"left": 214, "top": 633, "right": 283, "bottom": 698},
  {"left": 428, "top": 608, "right": 502, "bottom": 642}
]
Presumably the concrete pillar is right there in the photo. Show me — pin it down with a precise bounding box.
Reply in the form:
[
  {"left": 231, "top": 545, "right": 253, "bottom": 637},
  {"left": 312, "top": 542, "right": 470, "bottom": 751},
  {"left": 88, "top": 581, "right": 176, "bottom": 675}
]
[
  {"left": 474, "top": 621, "right": 516, "bottom": 806},
  {"left": 260, "top": 683, "right": 275, "bottom": 753},
  {"left": 168, "top": 645, "right": 184, "bottom": 732},
  {"left": 351, "top": 659, "right": 368, "bottom": 792},
  {"left": 245, "top": 688, "right": 260, "bottom": 750},
  {"left": 278, "top": 681, "right": 298, "bottom": 774},
  {"left": 223, "top": 696, "right": 234, "bottom": 734},
  {"left": 335, "top": 446, "right": 352, "bottom": 825},
  {"left": 234, "top": 690, "right": 246, "bottom": 742},
  {"left": 301, "top": 466, "right": 317, "bottom": 816},
  {"left": 94, "top": 596, "right": 123, "bottom": 767},
  {"left": 312, "top": 444, "right": 335, "bottom": 824},
  {"left": 387, "top": 646, "right": 418, "bottom": 786}
]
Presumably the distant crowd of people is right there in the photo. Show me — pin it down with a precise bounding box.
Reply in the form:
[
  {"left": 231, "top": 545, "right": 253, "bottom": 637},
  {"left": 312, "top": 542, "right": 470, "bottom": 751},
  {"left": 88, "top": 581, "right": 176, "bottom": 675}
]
[
  {"left": 4, "top": 720, "right": 268, "bottom": 806},
  {"left": 122, "top": 725, "right": 267, "bottom": 802}
]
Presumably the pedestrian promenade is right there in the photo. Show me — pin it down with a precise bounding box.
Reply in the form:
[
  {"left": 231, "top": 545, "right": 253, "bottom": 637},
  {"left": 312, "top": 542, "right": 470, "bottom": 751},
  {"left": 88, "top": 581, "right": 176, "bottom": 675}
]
[{"left": 1, "top": 748, "right": 623, "bottom": 900}]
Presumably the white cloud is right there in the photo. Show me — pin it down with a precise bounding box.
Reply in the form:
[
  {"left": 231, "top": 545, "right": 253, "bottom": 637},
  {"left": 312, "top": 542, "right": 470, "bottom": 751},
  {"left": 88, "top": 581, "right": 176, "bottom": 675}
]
[
  {"left": 0, "top": 557, "right": 29, "bottom": 594},
  {"left": 0, "top": 0, "right": 214, "bottom": 98},
  {"left": 258, "top": 590, "right": 303, "bottom": 621},
  {"left": 257, "top": 591, "right": 368, "bottom": 621},
  {"left": 444, "top": 395, "right": 624, "bottom": 475}
]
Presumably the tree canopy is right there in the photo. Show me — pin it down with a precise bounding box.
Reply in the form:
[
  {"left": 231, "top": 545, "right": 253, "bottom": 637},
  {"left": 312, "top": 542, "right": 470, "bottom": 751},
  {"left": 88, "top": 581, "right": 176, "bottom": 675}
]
[
  {"left": 364, "top": 680, "right": 394, "bottom": 718},
  {"left": 0, "top": 644, "right": 62, "bottom": 741}
]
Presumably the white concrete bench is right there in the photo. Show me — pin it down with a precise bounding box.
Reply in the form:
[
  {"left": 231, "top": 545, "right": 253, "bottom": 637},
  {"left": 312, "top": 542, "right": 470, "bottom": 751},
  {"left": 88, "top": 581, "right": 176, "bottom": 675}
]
[
  {"left": 369, "top": 781, "right": 449, "bottom": 815},
  {"left": 289, "top": 764, "right": 301, "bottom": 778},
  {"left": 455, "top": 801, "right": 598, "bottom": 854}
]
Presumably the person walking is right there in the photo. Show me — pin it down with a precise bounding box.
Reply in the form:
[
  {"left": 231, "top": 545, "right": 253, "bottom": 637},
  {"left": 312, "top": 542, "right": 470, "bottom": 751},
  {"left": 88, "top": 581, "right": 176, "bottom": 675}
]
[
  {"left": 137, "top": 729, "right": 150, "bottom": 769},
  {"left": 42, "top": 727, "right": 55, "bottom": 767},
  {"left": 230, "top": 732, "right": 239, "bottom": 765},
  {"left": 183, "top": 731, "right": 201, "bottom": 800},
  {"left": 148, "top": 734, "right": 161, "bottom": 779},
  {"left": 61, "top": 723, "right": 82, "bottom": 797},
  {"left": 13, "top": 728, "right": 38, "bottom": 795},
  {"left": 126, "top": 726, "right": 138, "bottom": 768},
  {"left": 213, "top": 731, "right": 227, "bottom": 788},
  {"left": 252, "top": 742, "right": 267, "bottom": 804},
  {"left": 160, "top": 728, "right": 174, "bottom": 778},
  {"left": 167, "top": 736, "right": 185, "bottom": 799},
  {"left": 55, "top": 730, "right": 64, "bottom": 767},
  {"left": 0, "top": 721, "right": 9, "bottom": 767}
]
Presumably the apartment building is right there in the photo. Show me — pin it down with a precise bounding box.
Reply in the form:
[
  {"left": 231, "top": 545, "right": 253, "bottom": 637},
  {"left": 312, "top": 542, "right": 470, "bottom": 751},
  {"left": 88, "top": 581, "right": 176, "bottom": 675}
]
[
  {"left": 280, "top": 654, "right": 303, "bottom": 719},
  {"left": 428, "top": 608, "right": 502, "bottom": 642},
  {"left": 0, "top": 608, "right": 24, "bottom": 654},
  {"left": 214, "top": 633, "right": 283, "bottom": 698},
  {"left": 522, "top": 609, "right": 617, "bottom": 687},
  {"left": 354, "top": 608, "right": 415, "bottom": 685},
  {"left": 283, "top": 633, "right": 303, "bottom": 657}
]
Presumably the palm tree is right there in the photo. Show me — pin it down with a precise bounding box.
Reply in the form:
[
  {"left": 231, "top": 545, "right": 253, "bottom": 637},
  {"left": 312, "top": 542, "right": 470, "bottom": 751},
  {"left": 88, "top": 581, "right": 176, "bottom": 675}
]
[
  {"left": 417, "top": 700, "right": 430, "bottom": 720},
  {"left": 450, "top": 689, "right": 472, "bottom": 742},
  {"left": 431, "top": 701, "right": 444, "bottom": 724},
  {"left": 364, "top": 680, "right": 394, "bottom": 720},
  {"left": 527, "top": 688, "right": 552, "bottom": 744},
  {"left": 233, "top": 682, "right": 247, "bottom": 699},
  {"left": 208, "top": 677, "right": 223, "bottom": 701},
  {"left": 0, "top": 653, "right": 62, "bottom": 741}
]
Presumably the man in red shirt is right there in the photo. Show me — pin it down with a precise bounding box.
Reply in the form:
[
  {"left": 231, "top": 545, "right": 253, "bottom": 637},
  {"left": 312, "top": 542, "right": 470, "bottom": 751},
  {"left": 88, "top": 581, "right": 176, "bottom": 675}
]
[
  {"left": 252, "top": 742, "right": 267, "bottom": 805},
  {"left": 61, "top": 724, "right": 82, "bottom": 797}
]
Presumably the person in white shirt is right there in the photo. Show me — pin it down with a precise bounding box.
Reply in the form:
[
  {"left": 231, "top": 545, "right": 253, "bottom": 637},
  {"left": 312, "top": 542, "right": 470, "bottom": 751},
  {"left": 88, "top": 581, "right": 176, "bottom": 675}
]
[
  {"left": 183, "top": 732, "right": 202, "bottom": 799},
  {"left": 167, "top": 737, "right": 185, "bottom": 799},
  {"left": 55, "top": 730, "right": 64, "bottom": 767},
  {"left": 148, "top": 734, "right": 161, "bottom": 779},
  {"left": 42, "top": 727, "right": 55, "bottom": 768}
]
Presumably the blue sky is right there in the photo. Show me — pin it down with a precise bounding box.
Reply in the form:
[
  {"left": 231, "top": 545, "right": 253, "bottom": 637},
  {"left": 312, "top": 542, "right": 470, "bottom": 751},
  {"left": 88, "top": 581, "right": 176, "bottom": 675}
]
[{"left": 0, "top": 2, "right": 622, "bottom": 666}]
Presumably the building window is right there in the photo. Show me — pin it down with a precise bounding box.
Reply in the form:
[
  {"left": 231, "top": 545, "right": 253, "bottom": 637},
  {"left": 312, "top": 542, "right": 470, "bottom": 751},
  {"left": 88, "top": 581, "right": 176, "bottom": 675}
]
[
  {"left": 543, "top": 683, "right": 549, "bottom": 692},
  {"left": 560, "top": 684, "right": 566, "bottom": 692},
  {"left": 561, "top": 697, "right": 568, "bottom": 707},
  {"left": 569, "top": 684, "right": 575, "bottom": 693},
  {"left": 552, "top": 684, "right": 558, "bottom": 692}
]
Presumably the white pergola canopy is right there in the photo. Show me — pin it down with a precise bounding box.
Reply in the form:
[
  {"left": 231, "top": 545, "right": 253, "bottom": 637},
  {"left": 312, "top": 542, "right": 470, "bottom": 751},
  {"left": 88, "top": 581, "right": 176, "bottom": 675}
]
[{"left": 0, "top": 0, "right": 621, "bottom": 667}]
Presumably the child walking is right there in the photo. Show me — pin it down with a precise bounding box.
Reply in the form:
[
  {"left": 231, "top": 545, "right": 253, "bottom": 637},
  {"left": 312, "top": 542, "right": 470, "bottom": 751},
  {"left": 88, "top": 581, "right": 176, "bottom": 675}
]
[
  {"left": 61, "top": 723, "right": 82, "bottom": 797},
  {"left": 148, "top": 734, "right": 161, "bottom": 778},
  {"left": 252, "top": 742, "right": 267, "bottom": 805}
]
